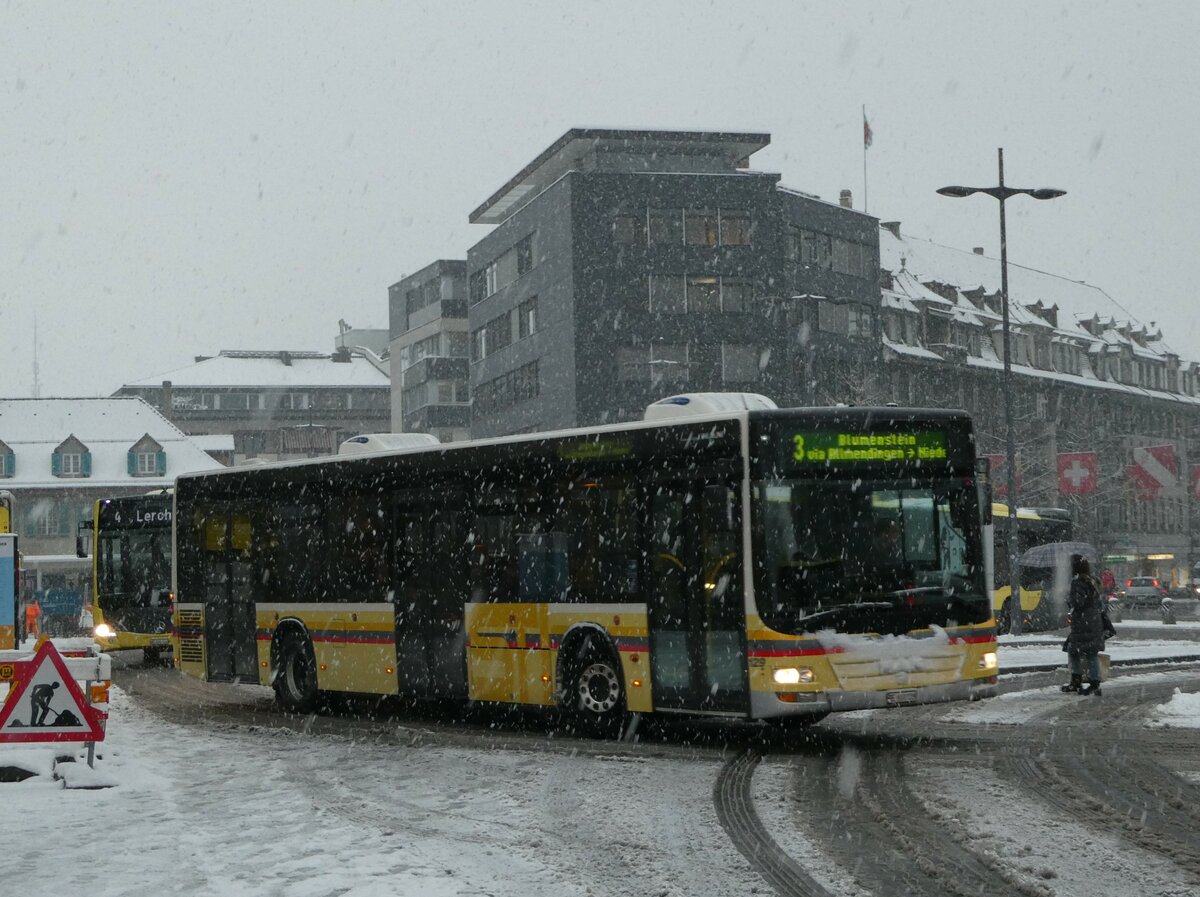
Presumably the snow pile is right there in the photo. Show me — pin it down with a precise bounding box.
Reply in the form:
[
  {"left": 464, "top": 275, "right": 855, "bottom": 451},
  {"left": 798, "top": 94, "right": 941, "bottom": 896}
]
[
  {"left": 1146, "top": 687, "right": 1200, "bottom": 729},
  {"left": 817, "top": 625, "right": 954, "bottom": 673}
]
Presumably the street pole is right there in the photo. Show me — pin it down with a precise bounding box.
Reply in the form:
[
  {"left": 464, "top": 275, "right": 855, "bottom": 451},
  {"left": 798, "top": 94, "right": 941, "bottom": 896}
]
[
  {"left": 997, "top": 148, "right": 1023, "bottom": 635},
  {"left": 937, "top": 155, "right": 1065, "bottom": 636}
]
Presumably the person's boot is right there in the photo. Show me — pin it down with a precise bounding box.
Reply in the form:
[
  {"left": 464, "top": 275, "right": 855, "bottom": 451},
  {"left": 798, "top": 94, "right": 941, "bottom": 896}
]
[
  {"left": 1080, "top": 681, "right": 1102, "bottom": 696},
  {"left": 1061, "top": 674, "right": 1082, "bottom": 693}
]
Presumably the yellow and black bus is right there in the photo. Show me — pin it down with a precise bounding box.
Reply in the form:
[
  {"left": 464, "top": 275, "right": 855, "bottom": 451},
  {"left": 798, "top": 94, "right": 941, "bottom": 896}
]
[
  {"left": 90, "top": 492, "right": 174, "bottom": 662},
  {"left": 989, "top": 504, "right": 1072, "bottom": 633},
  {"left": 173, "top": 396, "right": 997, "bottom": 733}
]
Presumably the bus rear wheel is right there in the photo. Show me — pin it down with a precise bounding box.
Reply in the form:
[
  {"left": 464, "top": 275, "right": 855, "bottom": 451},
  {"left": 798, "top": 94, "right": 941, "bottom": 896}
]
[
  {"left": 562, "top": 640, "right": 626, "bottom": 738},
  {"left": 274, "top": 633, "right": 319, "bottom": 713}
]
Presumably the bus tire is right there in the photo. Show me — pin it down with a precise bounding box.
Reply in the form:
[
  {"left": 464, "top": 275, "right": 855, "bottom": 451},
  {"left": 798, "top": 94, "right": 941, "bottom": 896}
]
[
  {"left": 996, "top": 599, "right": 1012, "bottom": 635},
  {"left": 561, "top": 637, "right": 626, "bottom": 738},
  {"left": 274, "top": 632, "right": 319, "bottom": 713}
]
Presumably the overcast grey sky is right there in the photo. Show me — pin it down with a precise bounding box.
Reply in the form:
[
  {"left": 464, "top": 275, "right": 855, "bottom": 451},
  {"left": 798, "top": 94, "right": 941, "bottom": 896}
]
[{"left": 3, "top": 0, "right": 1198, "bottom": 397}]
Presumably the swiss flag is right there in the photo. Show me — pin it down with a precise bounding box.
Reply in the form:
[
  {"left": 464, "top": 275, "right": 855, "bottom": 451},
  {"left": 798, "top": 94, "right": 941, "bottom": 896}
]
[
  {"left": 983, "top": 454, "right": 1021, "bottom": 497},
  {"left": 1125, "top": 444, "right": 1179, "bottom": 501},
  {"left": 1057, "top": 452, "right": 1098, "bottom": 494}
]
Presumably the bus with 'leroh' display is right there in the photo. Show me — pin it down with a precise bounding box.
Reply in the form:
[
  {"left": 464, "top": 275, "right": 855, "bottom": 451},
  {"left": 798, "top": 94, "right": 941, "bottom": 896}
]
[
  {"left": 171, "top": 393, "right": 997, "bottom": 735},
  {"left": 89, "top": 492, "right": 174, "bottom": 662}
]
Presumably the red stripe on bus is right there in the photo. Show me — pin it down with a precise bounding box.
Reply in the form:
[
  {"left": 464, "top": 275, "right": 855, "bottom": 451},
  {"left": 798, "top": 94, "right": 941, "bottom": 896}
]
[{"left": 747, "top": 646, "right": 846, "bottom": 658}]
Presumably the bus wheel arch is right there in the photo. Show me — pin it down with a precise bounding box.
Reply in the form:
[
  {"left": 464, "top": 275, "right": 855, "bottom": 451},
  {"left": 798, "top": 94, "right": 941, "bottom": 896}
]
[
  {"left": 557, "top": 624, "right": 627, "bottom": 736},
  {"left": 272, "top": 621, "right": 319, "bottom": 713}
]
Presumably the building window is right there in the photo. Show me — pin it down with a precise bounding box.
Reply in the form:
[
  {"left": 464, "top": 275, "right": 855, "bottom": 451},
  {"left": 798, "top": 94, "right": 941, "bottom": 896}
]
[
  {"left": 722, "top": 344, "right": 761, "bottom": 382},
  {"left": 136, "top": 451, "right": 159, "bottom": 475},
  {"left": 721, "top": 278, "right": 752, "bottom": 312},
  {"left": 486, "top": 313, "right": 513, "bottom": 354},
  {"left": 800, "top": 230, "right": 833, "bottom": 269},
  {"left": 471, "top": 328, "right": 486, "bottom": 363},
  {"left": 518, "top": 296, "right": 538, "bottom": 339},
  {"left": 475, "top": 361, "right": 539, "bottom": 416},
  {"left": 613, "top": 212, "right": 646, "bottom": 244},
  {"left": 469, "top": 270, "right": 487, "bottom": 305},
  {"left": 649, "top": 208, "right": 683, "bottom": 245},
  {"left": 686, "top": 276, "right": 720, "bottom": 314},
  {"left": 685, "top": 209, "right": 719, "bottom": 246},
  {"left": 720, "top": 209, "right": 752, "bottom": 245},
  {"left": 649, "top": 274, "right": 686, "bottom": 314},
  {"left": 516, "top": 234, "right": 534, "bottom": 276},
  {"left": 650, "top": 345, "right": 689, "bottom": 385},
  {"left": 410, "top": 333, "right": 442, "bottom": 365},
  {"left": 847, "top": 306, "right": 873, "bottom": 339},
  {"left": 817, "top": 301, "right": 849, "bottom": 335},
  {"left": 32, "top": 501, "right": 68, "bottom": 536},
  {"left": 60, "top": 452, "right": 83, "bottom": 476}
]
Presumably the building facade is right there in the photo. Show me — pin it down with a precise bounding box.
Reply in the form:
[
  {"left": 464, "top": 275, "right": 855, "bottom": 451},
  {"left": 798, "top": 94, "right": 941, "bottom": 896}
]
[
  {"left": 462, "top": 128, "right": 879, "bottom": 436},
  {"left": 0, "top": 397, "right": 220, "bottom": 602},
  {"left": 871, "top": 225, "right": 1200, "bottom": 585},
  {"left": 117, "top": 347, "right": 390, "bottom": 462},
  {"left": 388, "top": 260, "right": 471, "bottom": 441}
]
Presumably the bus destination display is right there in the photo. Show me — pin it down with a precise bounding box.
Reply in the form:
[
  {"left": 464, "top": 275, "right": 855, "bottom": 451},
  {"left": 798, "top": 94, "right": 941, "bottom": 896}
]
[{"left": 791, "top": 430, "right": 949, "bottom": 464}]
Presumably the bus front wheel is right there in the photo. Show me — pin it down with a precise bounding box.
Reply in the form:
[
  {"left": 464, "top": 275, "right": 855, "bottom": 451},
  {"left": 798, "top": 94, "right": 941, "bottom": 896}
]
[
  {"left": 562, "top": 640, "right": 626, "bottom": 738},
  {"left": 274, "top": 633, "right": 319, "bottom": 713}
]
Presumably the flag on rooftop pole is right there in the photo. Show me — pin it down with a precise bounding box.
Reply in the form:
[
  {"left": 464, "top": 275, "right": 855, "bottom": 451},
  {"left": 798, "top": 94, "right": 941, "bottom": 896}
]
[{"left": 862, "top": 105, "right": 872, "bottom": 212}]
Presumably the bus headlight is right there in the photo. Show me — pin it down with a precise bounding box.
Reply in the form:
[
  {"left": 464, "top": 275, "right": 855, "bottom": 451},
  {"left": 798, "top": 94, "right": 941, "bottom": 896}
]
[
  {"left": 773, "top": 667, "right": 815, "bottom": 685},
  {"left": 94, "top": 623, "right": 117, "bottom": 639},
  {"left": 978, "top": 652, "right": 998, "bottom": 671}
]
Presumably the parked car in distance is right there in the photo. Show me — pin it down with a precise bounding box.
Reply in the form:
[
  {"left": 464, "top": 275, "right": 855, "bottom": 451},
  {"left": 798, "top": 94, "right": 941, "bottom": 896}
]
[{"left": 1121, "top": 576, "right": 1169, "bottom": 606}]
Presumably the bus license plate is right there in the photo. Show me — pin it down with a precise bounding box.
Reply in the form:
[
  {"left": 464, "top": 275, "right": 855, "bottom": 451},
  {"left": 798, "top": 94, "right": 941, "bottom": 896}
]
[
  {"left": 885, "top": 688, "right": 919, "bottom": 707},
  {"left": 151, "top": 638, "right": 170, "bottom": 648}
]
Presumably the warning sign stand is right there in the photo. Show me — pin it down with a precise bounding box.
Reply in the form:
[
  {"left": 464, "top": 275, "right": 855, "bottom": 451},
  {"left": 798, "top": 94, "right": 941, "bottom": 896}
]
[{"left": 0, "top": 639, "right": 109, "bottom": 768}]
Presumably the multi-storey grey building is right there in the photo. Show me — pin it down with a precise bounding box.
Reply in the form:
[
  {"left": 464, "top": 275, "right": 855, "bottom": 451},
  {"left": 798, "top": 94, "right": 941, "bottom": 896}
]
[
  {"left": 462, "top": 128, "right": 879, "bottom": 437},
  {"left": 388, "top": 260, "right": 471, "bottom": 441}
]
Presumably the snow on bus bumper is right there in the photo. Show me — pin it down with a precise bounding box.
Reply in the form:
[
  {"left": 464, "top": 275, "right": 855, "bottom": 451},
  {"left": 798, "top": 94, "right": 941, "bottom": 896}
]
[{"left": 751, "top": 678, "right": 997, "bottom": 717}]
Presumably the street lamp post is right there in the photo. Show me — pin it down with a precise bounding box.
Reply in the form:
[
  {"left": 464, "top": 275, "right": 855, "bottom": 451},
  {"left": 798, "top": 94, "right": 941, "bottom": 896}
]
[{"left": 938, "top": 149, "right": 1065, "bottom": 636}]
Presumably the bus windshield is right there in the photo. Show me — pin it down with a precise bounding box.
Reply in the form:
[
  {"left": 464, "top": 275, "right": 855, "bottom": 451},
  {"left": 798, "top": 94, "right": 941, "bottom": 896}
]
[
  {"left": 754, "top": 476, "right": 988, "bottom": 635},
  {"left": 99, "top": 527, "right": 171, "bottom": 610}
]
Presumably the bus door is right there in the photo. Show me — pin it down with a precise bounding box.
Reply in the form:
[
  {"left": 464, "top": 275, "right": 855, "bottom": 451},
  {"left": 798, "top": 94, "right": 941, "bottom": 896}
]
[
  {"left": 200, "top": 503, "right": 258, "bottom": 681},
  {"left": 645, "top": 479, "right": 747, "bottom": 713},
  {"left": 392, "top": 490, "right": 470, "bottom": 699}
]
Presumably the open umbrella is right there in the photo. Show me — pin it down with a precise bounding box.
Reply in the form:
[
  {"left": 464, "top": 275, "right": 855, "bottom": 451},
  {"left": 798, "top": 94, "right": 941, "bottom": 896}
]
[{"left": 1019, "top": 541, "right": 1099, "bottom": 568}]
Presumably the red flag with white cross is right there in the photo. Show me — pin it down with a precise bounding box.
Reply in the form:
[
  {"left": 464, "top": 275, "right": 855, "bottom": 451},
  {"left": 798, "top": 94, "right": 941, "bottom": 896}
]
[{"left": 1057, "top": 452, "right": 1098, "bottom": 494}]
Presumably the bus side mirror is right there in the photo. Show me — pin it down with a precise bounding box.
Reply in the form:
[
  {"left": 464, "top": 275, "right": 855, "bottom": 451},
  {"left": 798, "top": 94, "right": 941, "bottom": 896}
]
[
  {"left": 975, "top": 458, "right": 993, "bottom": 524},
  {"left": 76, "top": 520, "right": 93, "bottom": 558}
]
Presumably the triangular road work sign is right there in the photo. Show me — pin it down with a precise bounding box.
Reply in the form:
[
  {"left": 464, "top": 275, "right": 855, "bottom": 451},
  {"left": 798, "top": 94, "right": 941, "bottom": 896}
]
[{"left": 0, "top": 640, "right": 105, "bottom": 743}]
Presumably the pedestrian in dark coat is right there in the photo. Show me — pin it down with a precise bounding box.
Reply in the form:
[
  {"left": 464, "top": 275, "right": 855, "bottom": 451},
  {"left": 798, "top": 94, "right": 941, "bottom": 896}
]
[{"left": 1062, "top": 554, "right": 1105, "bottom": 695}]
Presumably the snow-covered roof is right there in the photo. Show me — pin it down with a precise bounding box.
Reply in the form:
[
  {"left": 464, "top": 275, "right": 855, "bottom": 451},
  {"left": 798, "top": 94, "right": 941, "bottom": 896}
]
[
  {"left": 0, "top": 397, "right": 221, "bottom": 489},
  {"left": 124, "top": 349, "right": 390, "bottom": 389},
  {"left": 190, "top": 434, "right": 235, "bottom": 452},
  {"left": 880, "top": 227, "right": 1187, "bottom": 368}
]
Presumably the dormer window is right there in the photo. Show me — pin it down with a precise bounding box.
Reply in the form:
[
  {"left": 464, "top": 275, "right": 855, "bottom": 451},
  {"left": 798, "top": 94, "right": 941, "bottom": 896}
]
[
  {"left": 128, "top": 433, "right": 165, "bottom": 477},
  {"left": 52, "top": 435, "right": 91, "bottom": 478}
]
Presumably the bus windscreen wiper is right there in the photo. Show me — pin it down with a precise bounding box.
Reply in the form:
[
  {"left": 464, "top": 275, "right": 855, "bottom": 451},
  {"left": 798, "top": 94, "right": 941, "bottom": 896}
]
[{"left": 796, "top": 601, "right": 898, "bottom": 627}]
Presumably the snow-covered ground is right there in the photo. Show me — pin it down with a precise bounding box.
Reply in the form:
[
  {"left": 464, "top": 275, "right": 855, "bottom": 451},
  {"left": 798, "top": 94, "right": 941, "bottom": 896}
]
[{"left": 5, "top": 634, "right": 1200, "bottom": 896}]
